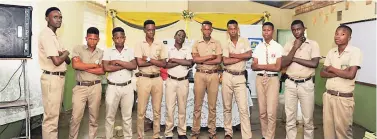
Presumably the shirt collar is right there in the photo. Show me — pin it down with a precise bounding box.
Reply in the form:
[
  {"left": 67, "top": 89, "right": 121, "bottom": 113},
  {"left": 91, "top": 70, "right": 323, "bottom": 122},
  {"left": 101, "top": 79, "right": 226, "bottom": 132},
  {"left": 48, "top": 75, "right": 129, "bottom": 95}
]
[
  {"left": 84, "top": 45, "right": 99, "bottom": 53},
  {"left": 263, "top": 39, "right": 276, "bottom": 46},
  {"left": 170, "top": 45, "right": 187, "bottom": 51},
  {"left": 333, "top": 45, "right": 352, "bottom": 53},
  {"left": 111, "top": 45, "right": 128, "bottom": 51},
  {"left": 142, "top": 40, "right": 159, "bottom": 45},
  {"left": 198, "top": 37, "right": 216, "bottom": 43},
  {"left": 44, "top": 27, "right": 57, "bottom": 36}
]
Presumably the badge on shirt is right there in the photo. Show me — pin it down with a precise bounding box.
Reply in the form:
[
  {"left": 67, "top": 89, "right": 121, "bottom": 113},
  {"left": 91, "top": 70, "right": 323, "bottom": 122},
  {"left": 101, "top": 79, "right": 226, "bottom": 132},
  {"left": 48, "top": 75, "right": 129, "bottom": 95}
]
[
  {"left": 95, "top": 60, "right": 100, "bottom": 64},
  {"left": 341, "top": 64, "right": 349, "bottom": 70},
  {"left": 155, "top": 49, "right": 161, "bottom": 59},
  {"left": 271, "top": 54, "right": 276, "bottom": 58},
  {"left": 212, "top": 49, "right": 216, "bottom": 54}
]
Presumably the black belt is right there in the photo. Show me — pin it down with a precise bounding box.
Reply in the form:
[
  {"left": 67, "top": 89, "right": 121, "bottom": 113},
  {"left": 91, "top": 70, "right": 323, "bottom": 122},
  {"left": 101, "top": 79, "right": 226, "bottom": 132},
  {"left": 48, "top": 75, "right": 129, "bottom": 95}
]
[
  {"left": 168, "top": 74, "right": 187, "bottom": 81},
  {"left": 196, "top": 69, "right": 218, "bottom": 74},
  {"left": 43, "top": 70, "right": 66, "bottom": 76},
  {"left": 136, "top": 73, "right": 160, "bottom": 78},
  {"left": 287, "top": 76, "right": 312, "bottom": 83},
  {"left": 327, "top": 90, "right": 353, "bottom": 97},
  {"left": 257, "top": 73, "right": 278, "bottom": 77},
  {"left": 108, "top": 80, "right": 132, "bottom": 86},
  {"left": 77, "top": 80, "right": 101, "bottom": 86},
  {"left": 224, "top": 69, "right": 246, "bottom": 75}
]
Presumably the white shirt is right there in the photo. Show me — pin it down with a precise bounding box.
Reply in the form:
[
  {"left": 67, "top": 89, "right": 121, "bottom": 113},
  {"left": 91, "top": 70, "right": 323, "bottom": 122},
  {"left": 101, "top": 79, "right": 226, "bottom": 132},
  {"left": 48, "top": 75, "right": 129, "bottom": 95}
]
[
  {"left": 252, "top": 39, "right": 283, "bottom": 74},
  {"left": 167, "top": 46, "right": 193, "bottom": 78},
  {"left": 103, "top": 46, "right": 134, "bottom": 83}
]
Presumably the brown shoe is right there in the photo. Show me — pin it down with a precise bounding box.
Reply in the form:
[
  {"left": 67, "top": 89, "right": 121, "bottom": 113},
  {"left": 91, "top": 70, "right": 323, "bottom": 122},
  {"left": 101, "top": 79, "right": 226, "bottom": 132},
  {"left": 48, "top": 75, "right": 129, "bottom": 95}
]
[
  {"left": 144, "top": 120, "right": 152, "bottom": 132},
  {"left": 209, "top": 135, "right": 217, "bottom": 139},
  {"left": 191, "top": 135, "right": 199, "bottom": 139},
  {"left": 224, "top": 135, "right": 232, "bottom": 139}
]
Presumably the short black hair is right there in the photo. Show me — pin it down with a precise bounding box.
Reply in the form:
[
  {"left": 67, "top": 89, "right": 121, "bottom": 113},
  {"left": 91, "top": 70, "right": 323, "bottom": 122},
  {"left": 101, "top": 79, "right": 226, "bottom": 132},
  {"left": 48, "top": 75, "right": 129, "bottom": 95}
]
[
  {"left": 337, "top": 24, "right": 352, "bottom": 36},
  {"left": 45, "top": 7, "right": 60, "bottom": 17},
  {"left": 202, "top": 21, "right": 212, "bottom": 26},
  {"left": 87, "top": 27, "right": 99, "bottom": 35},
  {"left": 112, "top": 27, "right": 124, "bottom": 35},
  {"left": 291, "top": 20, "right": 305, "bottom": 28},
  {"left": 175, "top": 29, "right": 186, "bottom": 36},
  {"left": 144, "top": 20, "right": 155, "bottom": 28},
  {"left": 263, "top": 22, "right": 274, "bottom": 30},
  {"left": 227, "top": 20, "right": 238, "bottom": 27}
]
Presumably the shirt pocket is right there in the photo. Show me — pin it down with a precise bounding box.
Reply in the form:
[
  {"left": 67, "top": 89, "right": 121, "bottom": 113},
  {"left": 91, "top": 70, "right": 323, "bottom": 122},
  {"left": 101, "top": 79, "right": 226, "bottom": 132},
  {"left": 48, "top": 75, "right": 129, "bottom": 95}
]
[
  {"left": 341, "top": 54, "right": 351, "bottom": 70},
  {"left": 154, "top": 48, "right": 162, "bottom": 59},
  {"left": 298, "top": 47, "right": 312, "bottom": 60}
]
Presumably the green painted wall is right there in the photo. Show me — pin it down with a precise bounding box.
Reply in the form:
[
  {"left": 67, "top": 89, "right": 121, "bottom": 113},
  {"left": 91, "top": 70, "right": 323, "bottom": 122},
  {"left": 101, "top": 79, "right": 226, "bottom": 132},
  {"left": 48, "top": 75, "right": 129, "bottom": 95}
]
[
  {"left": 0, "top": 121, "right": 23, "bottom": 139},
  {"left": 315, "top": 63, "right": 376, "bottom": 132},
  {"left": 63, "top": 65, "right": 75, "bottom": 111}
]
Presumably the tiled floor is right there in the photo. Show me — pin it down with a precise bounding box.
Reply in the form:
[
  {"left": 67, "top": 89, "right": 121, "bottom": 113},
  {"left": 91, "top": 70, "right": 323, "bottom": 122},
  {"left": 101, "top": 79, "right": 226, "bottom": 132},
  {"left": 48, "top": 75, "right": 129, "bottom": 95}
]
[{"left": 30, "top": 98, "right": 367, "bottom": 139}]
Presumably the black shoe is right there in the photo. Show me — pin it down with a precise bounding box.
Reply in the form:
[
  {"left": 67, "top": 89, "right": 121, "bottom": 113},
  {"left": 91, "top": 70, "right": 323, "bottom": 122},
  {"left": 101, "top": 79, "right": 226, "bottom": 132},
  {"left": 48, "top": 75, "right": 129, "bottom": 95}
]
[
  {"left": 178, "top": 135, "right": 188, "bottom": 139},
  {"left": 166, "top": 137, "right": 173, "bottom": 139},
  {"left": 224, "top": 135, "right": 232, "bottom": 139},
  {"left": 191, "top": 134, "right": 199, "bottom": 139}
]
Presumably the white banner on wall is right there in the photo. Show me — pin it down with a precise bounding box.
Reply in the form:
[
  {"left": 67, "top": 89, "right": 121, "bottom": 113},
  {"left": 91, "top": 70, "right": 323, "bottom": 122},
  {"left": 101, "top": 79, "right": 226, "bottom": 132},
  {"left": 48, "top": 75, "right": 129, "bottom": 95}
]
[{"left": 239, "top": 24, "right": 263, "bottom": 98}]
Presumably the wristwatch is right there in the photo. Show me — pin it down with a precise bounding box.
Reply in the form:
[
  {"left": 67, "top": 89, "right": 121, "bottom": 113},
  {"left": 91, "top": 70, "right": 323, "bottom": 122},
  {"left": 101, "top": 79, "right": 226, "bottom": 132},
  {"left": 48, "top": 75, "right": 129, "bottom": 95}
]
[{"left": 146, "top": 57, "right": 151, "bottom": 63}]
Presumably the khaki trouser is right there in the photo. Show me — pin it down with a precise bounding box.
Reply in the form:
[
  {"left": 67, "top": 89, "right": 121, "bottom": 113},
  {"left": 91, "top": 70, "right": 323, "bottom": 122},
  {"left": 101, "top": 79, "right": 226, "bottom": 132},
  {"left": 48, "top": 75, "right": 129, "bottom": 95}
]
[
  {"left": 191, "top": 72, "right": 219, "bottom": 137},
  {"left": 105, "top": 83, "right": 134, "bottom": 139},
  {"left": 222, "top": 72, "right": 252, "bottom": 139},
  {"left": 41, "top": 74, "right": 65, "bottom": 139},
  {"left": 164, "top": 78, "right": 189, "bottom": 137},
  {"left": 136, "top": 77, "right": 163, "bottom": 139},
  {"left": 323, "top": 92, "right": 354, "bottom": 139},
  {"left": 256, "top": 76, "right": 279, "bottom": 139},
  {"left": 284, "top": 78, "right": 315, "bottom": 139},
  {"left": 69, "top": 83, "right": 102, "bottom": 139}
]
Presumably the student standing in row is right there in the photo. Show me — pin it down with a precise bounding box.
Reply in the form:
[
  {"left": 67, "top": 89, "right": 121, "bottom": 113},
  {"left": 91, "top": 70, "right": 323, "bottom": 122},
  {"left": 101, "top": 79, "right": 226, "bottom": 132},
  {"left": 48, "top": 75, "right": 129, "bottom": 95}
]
[
  {"left": 222, "top": 20, "right": 253, "bottom": 139},
  {"left": 321, "top": 25, "right": 362, "bottom": 139},
  {"left": 164, "top": 30, "right": 192, "bottom": 139},
  {"left": 252, "top": 22, "right": 283, "bottom": 139}
]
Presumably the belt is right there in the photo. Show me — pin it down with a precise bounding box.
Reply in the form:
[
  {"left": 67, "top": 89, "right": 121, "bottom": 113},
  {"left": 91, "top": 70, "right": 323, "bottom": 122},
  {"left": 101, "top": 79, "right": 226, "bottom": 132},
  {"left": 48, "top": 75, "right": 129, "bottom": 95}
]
[
  {"left": 76, "top": 80, "right": 101, "bottom": 86},
  {"left": 138, "top": 73, "right": 160, "bottom": 78},
  {"left": 108, "top": 80, "right": 132, "bottom": 86},
  {"left": 196, "top": 69, "right": 218, "bottom": 74},
  {"left": 43, "top": 70, "right": 66, "bottom": 76},
  {"left": 224, "top": 69, "right": 245, "bottom": 75},
  {"left": 327, "top": 90, "right": 353, "bottom": 97},
  {"left": 287, "top": 76, "right": 312, "bottom": 83},
  {"left": 168, "top": 74, "right": 187, "bottom": 81},
  {"left": 257, "top": 73, "right": 278, "bottom": 77}
]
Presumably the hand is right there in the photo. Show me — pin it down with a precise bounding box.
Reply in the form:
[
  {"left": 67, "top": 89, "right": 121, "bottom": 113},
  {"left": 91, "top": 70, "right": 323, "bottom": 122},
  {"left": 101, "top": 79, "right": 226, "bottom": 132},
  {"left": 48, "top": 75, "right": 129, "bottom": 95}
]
[
  {"left": 292, "top": 57, "right": 297, "bottom": 62},
  {"left": 327, "top": 66, "right": 335, "bottom": 73},
  {"left": 168, "top": 58, "right": 176, "bottom": 63},
  {"left": 293, "top": 38, "right": 304, "bottom": 49},
  {"left": 229, "top": 53, "right": 234, "bottom": 58},
  {"left": 63, "top": 50, "right": 70, "bottom": 55},
  {"left": 142, "top": 56, "right": 148, "bottom": 61},
  {"left": 109, "top": 60, "right": 117, "bottom": 66},
  {"left": 58, "top": 51, "right": 63, "bottom": 56},
  {"left": 210, "top": 55, "right": 217, "bottom": 60}
]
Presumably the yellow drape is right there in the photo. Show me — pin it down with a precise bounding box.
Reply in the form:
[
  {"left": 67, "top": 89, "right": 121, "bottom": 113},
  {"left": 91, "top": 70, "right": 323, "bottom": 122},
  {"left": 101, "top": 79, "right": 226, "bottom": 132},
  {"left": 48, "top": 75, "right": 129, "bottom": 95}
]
[
  {"left": 106, "top": 13, "right": 113, "bottom": 48},
  {"left": 116, "top": 12, "right": 181, "bottom": 28},
  {"left": 194, "top": 13, "right": 264, "bottom": 30},
  {"left": 106, "top": 11, "right": 267, "bottom": 45}
]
